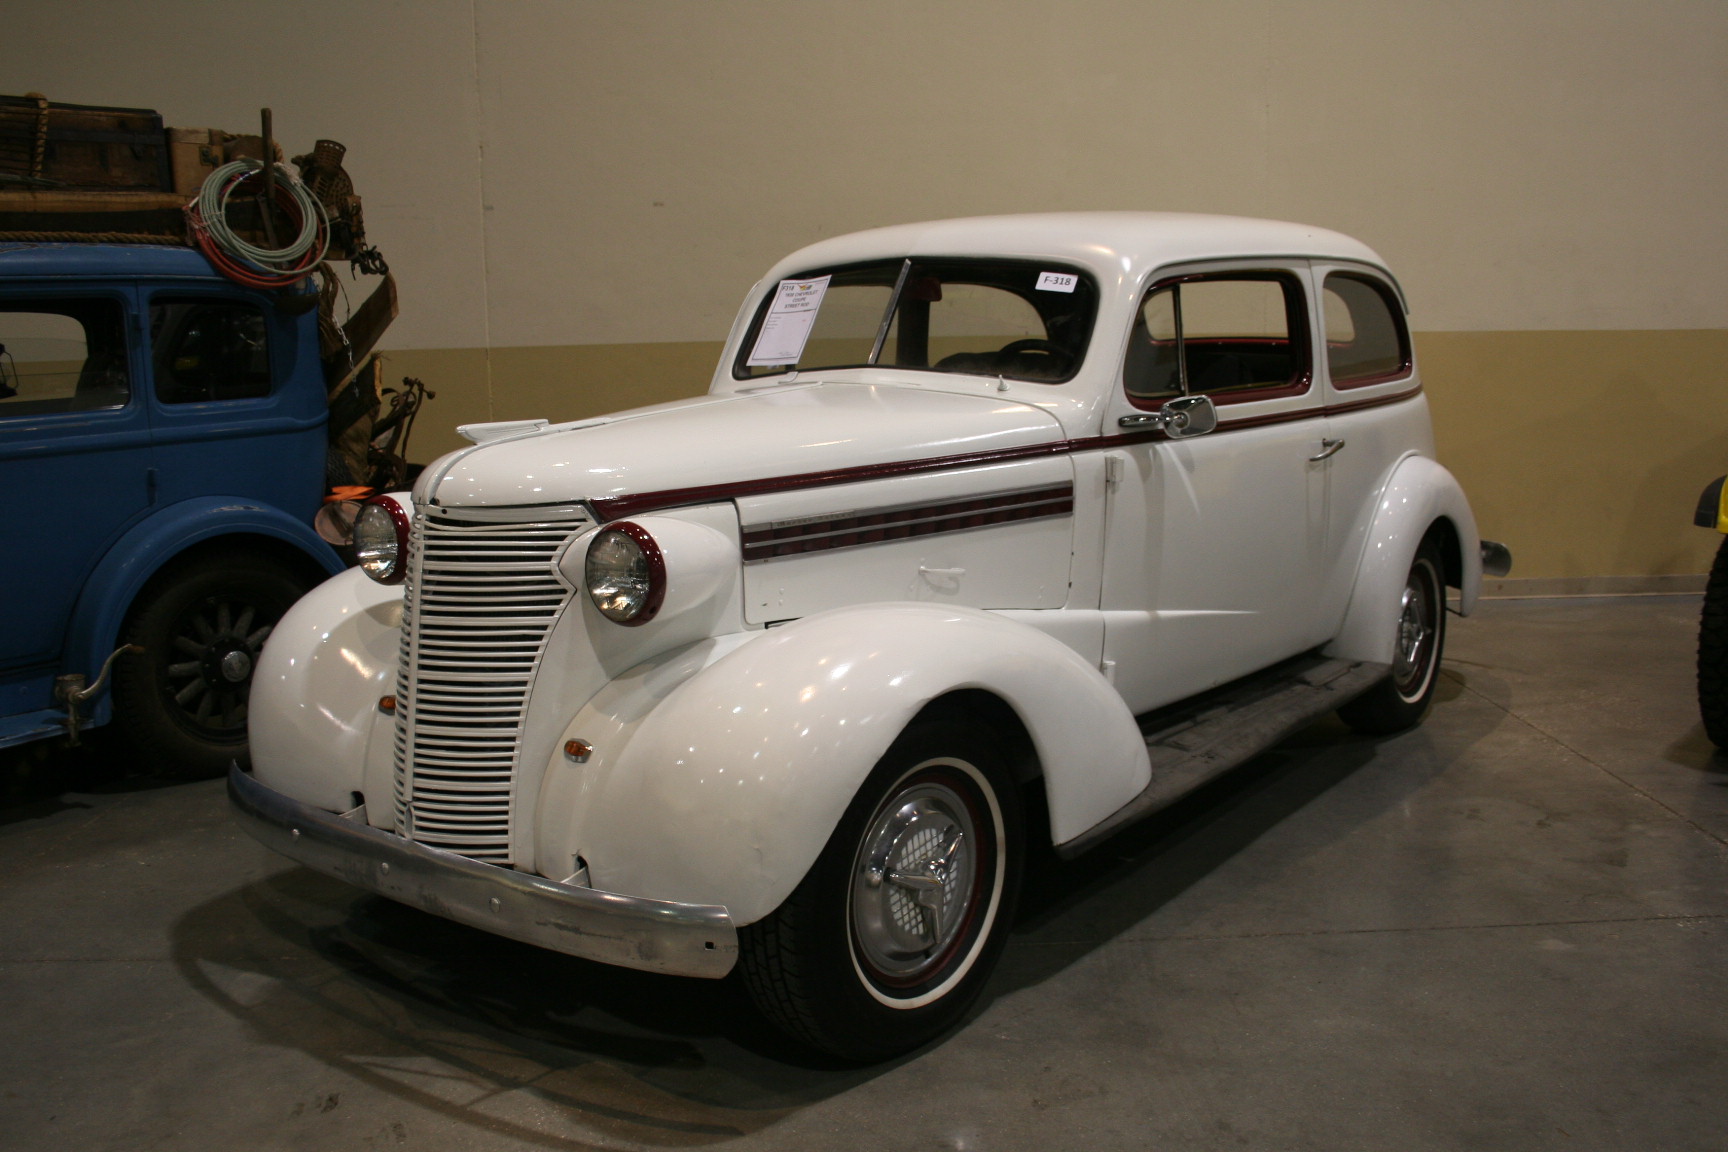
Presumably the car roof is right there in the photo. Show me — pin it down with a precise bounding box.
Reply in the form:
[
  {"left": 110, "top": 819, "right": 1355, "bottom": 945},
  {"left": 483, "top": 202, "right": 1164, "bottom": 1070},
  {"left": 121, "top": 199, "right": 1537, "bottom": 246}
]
[
  {"left": 763, "top": 211, "right": 1392, "bottom": 285},
  {"left": 0, "top": 242, "right": 222, "bottom": 280}
]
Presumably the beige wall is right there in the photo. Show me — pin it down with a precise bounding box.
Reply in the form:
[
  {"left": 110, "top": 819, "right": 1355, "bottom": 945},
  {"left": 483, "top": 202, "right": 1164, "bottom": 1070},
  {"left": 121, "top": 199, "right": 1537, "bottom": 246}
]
[
  {"left": 8, "top": 1, "right": 1727, "bottom": 579},
  {"left": 1423, "top": 331, "right": 1728, "bottom": 579}
]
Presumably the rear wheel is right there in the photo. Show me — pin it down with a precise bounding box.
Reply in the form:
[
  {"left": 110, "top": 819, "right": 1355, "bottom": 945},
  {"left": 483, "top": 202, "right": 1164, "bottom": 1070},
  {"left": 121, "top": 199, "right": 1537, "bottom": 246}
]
[
  {"left": 738, "top": 719, "right": 1023, "bottom": 1061},
  {"left": 1340, "top": 535, "right": 1447, "bottom": 735},
  {"left": 113, "top": 550, "right": 311, "bottom": 779}
]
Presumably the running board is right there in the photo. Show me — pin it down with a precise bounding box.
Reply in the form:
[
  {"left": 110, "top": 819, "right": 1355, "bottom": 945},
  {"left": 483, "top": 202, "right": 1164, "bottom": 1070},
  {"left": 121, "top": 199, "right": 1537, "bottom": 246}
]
[{"left": 1056, "top": 656, "right": 1390, "bottom": 859}]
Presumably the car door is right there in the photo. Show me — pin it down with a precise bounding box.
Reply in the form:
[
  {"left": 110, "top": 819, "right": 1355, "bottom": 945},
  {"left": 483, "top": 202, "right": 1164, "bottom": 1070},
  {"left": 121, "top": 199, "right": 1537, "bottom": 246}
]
[
  {"left": 1098, "top": 260, "right": 1333, "bottom": 715},
  {"left": 1311, "top": 264, "right": 1427, "bottom": 632},
  {"left": 142, "top": 285, "right": 326, "bottom": 519},
  {"left": 0, "top": 286, "right": 152, "bottom": 697}
]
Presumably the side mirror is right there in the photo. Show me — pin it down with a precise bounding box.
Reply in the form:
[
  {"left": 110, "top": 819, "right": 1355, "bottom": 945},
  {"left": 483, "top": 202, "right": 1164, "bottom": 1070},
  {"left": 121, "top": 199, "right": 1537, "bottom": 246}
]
[{"left": 1160, "top": 394, "right": 1216, "bottom": 438}]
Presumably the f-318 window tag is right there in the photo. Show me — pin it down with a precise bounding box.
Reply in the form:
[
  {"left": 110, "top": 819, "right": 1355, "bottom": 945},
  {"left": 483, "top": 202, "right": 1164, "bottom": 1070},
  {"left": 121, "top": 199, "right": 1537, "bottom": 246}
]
[{"left": 1035, "top": 271, "right": 1078, "bottom": 293}]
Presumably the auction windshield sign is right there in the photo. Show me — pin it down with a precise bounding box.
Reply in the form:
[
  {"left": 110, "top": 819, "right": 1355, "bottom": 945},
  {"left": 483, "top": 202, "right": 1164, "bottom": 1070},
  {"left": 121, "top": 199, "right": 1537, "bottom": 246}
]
[{"left": 747, "top": 275, "right": 831, "bottom": 366}]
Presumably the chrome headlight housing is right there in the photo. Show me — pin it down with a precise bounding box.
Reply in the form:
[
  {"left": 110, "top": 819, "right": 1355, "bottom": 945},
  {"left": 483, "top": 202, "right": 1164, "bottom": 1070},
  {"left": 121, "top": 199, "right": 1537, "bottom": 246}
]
[
  {"left": 585, "top": 522, "right": 665, "bottom": 625},
  {"left": 354, "top": 496, "right": 411, "bottom": 585}
]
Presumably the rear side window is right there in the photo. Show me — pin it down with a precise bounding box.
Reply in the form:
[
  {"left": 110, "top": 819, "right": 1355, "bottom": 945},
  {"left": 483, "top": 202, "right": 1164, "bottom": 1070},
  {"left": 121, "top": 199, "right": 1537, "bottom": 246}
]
[
  {"left": 1322, "top": 273, "right": 1410, "bottom": 388},
  {"left": 0, "top": 299, "right": 129, "bottom": 417},
  {"left": 150, "top": 299, "right": 272, "bottom": 403},
  {"left": 1124, "top": 273, "right": 1309, "bottom": 403}
]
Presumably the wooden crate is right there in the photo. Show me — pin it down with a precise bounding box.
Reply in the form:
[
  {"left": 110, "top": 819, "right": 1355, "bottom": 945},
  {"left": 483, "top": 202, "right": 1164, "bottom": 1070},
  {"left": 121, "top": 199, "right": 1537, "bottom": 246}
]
[
  {"left": 0, "top": 96, "right": 364, "bottom": 258},
  {"left": 168, "top": 128, "right": 221, "bottom": 196},
  {"left": 0, "top": 94, "right": 170, "bottom": 192}
]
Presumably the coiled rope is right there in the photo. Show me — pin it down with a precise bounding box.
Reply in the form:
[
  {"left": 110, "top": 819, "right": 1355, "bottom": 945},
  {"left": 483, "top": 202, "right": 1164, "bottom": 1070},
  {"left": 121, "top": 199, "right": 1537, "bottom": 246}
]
[{"left": 185, "top": 158, "right": 328, "bottom": 289}]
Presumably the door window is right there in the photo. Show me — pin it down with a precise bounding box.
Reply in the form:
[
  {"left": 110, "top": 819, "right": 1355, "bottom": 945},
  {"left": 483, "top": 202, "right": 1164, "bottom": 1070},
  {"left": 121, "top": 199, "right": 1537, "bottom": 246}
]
[
  {"left": 1322, "top": 273, "right": 1410, "bottom": 388},
  {"left": 0, "top": 300, "right": 129, "bottom": 417},
  {"left": 150, "top": 299, "right": 272, "bottom": 403},
  {"left": 1124, "top": 274, "right": 1309, "bottom": 403}
]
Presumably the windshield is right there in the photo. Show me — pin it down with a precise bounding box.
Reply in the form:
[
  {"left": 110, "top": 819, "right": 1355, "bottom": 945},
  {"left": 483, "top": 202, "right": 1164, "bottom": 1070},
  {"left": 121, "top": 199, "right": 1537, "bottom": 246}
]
[{"left": 733, "top": 257, "right": 1098, "bottom": 384}]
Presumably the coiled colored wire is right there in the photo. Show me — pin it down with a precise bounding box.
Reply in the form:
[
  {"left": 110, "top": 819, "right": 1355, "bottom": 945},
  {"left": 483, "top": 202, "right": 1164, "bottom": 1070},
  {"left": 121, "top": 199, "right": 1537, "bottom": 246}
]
[{"left": 185, "top": 159, "right": 329, "bottom": 289}]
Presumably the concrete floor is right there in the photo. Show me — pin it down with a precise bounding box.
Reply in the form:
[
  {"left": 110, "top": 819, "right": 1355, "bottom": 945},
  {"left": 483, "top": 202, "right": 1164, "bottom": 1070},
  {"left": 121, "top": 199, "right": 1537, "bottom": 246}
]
[{"left": 2, "top": 596, "right": 1725, "bottom": 1151}]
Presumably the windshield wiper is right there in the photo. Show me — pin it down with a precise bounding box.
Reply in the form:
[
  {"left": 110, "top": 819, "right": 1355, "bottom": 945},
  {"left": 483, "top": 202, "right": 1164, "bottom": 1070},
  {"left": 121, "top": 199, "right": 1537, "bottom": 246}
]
[{"left": 866, "top": 258, "right": 913, "bottom": 366}]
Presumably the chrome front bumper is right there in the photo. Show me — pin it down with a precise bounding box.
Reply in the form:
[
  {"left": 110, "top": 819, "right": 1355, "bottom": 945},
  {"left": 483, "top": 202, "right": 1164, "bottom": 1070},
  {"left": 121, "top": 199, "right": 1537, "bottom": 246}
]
[{"left": 228, "top": 766, "right": 739, "bottom": 979}]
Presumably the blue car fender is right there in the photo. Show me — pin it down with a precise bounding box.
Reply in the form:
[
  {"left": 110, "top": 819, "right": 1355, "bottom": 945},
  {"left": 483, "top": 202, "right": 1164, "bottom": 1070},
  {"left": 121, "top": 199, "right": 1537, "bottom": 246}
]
[{"left": 63, "top": 495, "right": 343, "bottom": 722}]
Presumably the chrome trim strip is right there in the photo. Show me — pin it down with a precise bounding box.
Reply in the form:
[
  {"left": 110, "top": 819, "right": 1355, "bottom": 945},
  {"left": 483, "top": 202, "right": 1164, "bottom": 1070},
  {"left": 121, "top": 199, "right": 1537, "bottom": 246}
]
[
  {"left": 757, "top": 485, "right": 1071, "bottom": 537},
  {"left": 757, "top": 497, "right": 1069, "bottom": 547},
  {"left": 229, "top": 766, "right": 739, "bottom": 979},
  {"left": 741, "top": 482, "right": 1074, "bottom": 562}
]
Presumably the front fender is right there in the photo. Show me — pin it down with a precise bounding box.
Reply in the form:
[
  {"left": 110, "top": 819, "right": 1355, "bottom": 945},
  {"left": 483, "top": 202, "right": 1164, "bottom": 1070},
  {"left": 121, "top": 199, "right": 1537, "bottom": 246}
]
[
  {"left": 249, "top": 566, "right": 403, "bottom": 818},
  {"left": 64, "top": 495, "right": 344, "bottom": 724},
  {"left": 1324, "top": 455, "right": 1481, "bottom": 666},
  {"left": 535, "top": 604, "right": 1149, "bottom": 925}
]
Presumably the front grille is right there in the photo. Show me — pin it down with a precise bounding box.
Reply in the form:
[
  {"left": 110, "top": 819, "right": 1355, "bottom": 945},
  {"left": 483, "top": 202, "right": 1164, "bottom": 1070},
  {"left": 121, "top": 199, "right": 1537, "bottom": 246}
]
[{"left": 393, "top": 505, "right": 590, "bottom": 863}]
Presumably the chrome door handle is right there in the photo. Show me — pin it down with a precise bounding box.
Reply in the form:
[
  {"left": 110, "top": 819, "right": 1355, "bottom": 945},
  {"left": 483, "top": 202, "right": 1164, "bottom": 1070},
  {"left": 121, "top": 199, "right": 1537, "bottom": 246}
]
[{"left": 1309, "top": 437, "right": 1346, "bottom": 462}]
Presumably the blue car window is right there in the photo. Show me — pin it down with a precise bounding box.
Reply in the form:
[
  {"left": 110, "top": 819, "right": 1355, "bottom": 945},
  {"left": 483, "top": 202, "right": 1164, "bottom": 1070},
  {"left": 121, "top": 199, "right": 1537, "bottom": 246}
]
[
  {"left": 150, "top": 299, "right": 272, "bottom": 403},
  {"left": 0, "top": 299, "right": 129, "bottom": 416}
]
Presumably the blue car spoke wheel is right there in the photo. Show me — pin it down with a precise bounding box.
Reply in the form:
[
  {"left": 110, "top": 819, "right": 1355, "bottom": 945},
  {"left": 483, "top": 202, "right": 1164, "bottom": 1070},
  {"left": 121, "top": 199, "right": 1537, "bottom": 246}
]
[{"left": 114, "top": 550, "right": 311, "bottom": 779}]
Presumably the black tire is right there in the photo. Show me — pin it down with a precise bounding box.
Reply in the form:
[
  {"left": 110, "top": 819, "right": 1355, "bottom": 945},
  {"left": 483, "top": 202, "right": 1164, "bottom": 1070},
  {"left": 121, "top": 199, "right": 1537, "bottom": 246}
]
[
  {"left": 1339, "top": 533, "right": 1448, "bottom": 735},
  {"left": 1697, "top": 535, "right": 1728, "bottom": 748},
  {"left": 113, "top": 549, "right": 312, "bottom": 779},
  {"left": 737, "top": 719, "right": 1024, "bottom": 1061}
]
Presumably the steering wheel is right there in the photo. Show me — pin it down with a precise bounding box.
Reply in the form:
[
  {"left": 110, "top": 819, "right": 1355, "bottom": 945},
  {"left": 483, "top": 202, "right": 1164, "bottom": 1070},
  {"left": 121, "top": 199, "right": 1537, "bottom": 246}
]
[{"left": 997, "top": 338, "right": 1074, "bottom": 374}]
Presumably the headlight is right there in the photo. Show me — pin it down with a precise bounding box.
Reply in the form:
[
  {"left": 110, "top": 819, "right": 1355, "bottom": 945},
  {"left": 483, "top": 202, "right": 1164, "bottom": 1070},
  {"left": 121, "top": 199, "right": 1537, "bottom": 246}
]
[
  {"left": 585, "top": 522, "right": 665, "bottom": 625},
  {"left": 354, "top": 496, "right": 411, "bottom": 584}
]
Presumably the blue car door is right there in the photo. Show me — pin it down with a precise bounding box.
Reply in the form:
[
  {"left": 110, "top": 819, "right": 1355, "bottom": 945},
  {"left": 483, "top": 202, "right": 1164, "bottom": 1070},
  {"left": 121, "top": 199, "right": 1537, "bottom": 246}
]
[
  {"left": 142, "top": 284, "right": 326, "bottom": 519},
  {"left": 0, "top": 285, "right": 153, "bottom": 721}
]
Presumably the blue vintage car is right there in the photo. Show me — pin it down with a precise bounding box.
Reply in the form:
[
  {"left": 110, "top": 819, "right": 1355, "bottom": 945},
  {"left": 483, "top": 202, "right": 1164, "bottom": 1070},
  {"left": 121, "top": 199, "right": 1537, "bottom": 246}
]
[{"left": 0, "top": 243, "right": 342, "bottom": 774}]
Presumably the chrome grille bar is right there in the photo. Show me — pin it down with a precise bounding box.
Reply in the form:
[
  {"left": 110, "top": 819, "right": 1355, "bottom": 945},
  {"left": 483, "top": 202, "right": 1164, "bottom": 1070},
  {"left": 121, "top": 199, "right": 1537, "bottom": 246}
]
[{"left": 393, "top": 506, "right": 589, "bottom": 864}]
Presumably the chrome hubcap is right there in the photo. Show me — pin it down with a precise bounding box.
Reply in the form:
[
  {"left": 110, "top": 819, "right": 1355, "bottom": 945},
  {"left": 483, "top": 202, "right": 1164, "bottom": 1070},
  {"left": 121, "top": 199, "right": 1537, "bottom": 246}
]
[
  {"left": 218, "top": 649, "right": 253, "bottom": 683},
  {"left": 852, "top": 779, "right": 977, "bottom": 983},
  {"left": 1390, "top": 560, "right": 1438, "bottom": 698},
  {"left": 165, "top": 597, "right": 275, "bottom": 734},
  {"left": 1394, "top": 587, "right": 1427, "bottom": 676}
]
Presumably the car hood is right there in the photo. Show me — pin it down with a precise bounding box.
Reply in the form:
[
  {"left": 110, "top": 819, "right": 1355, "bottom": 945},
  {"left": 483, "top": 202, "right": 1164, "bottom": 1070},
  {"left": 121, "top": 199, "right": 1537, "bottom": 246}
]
[{"left": 418, "top": 381, "right": 1068, "bottom": 513}]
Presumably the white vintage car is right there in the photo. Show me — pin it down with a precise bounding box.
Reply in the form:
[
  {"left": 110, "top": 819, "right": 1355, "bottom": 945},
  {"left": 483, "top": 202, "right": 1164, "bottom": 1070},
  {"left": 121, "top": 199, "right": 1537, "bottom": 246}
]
[{"left": 232, "top": 212, "right": 1509, "bottom": 1060}]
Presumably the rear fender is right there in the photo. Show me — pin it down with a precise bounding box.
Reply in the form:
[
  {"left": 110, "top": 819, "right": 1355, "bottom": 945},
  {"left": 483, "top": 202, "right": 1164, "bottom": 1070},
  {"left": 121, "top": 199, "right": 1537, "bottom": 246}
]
[
  {"left": 1324, "top": 455, "right": 1481, "bottom": 666},
  {"left": 534, "top": 603, "right": 1149, "bottom": 924}
]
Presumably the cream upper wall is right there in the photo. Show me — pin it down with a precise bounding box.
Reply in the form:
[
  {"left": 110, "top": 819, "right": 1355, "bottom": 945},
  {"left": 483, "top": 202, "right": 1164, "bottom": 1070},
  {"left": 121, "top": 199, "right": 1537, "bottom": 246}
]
[{"left": 5, "top": 1, "right": 1726, "bottom": 348}]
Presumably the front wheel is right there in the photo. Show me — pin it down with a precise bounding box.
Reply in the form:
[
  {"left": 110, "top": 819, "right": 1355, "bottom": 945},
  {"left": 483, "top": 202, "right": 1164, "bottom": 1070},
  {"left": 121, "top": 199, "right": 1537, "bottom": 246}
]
[
  {"left": 1340, "top": 535, "right": 1447, "bottom": 735},
  {"left": 738, "top": 719, "right": 1024, "bottom": 1061}
]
